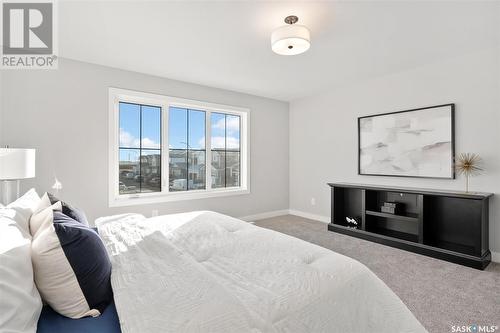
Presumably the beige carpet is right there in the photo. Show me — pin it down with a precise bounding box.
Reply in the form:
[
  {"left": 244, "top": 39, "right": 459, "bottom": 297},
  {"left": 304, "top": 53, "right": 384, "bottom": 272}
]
[{"left": 254, "top": 215, "right": 500, "bottom": 333}]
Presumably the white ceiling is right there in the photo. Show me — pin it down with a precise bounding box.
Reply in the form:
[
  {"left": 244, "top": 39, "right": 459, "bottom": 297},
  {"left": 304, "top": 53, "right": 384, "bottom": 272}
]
[{"left": 59, "top": 1, "right": 500, "bottom": 102}]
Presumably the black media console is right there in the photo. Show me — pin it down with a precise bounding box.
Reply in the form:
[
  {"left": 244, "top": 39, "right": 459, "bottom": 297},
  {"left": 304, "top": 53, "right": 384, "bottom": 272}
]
[{"left": 328, "top": 183, "right": 493, "bottom": 269}]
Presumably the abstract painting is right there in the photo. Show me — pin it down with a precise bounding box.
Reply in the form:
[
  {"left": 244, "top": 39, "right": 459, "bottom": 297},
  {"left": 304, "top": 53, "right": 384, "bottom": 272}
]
[{"left": 358, "top": 104, "right": 455, "bottom": 178}]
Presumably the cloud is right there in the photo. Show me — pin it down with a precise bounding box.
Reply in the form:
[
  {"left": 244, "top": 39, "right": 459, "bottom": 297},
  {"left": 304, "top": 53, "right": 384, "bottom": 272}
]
[
  {"left": 141, "top": 137, "right": 159, "bottom": 149},
  {"left": 212, "top": 116, "right": 240, "bottom": 135},
  {"left": 210, "top": 136, "right": 240, "bottom": 149},
  {"left": 121, "top": 128, "right": 237, "bottom": 152},
  {"left": 198, "top": 136, "right": 239, "bottom": 149},
  {"left": 120, "top": 128, "right": 138, "bottom": 147},
  {"left": 120, "top": 128, "right": 159, "bottom": 149}
]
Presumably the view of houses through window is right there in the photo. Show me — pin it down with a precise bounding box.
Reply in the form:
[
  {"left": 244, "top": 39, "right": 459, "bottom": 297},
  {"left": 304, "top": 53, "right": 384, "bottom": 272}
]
[
  {"left": 168, "top": 107, "right": 206, "bottom": 191},
  {"left": 211, "top": 113, "right": 240, "bottom": 188},
  {"left": 169, "top": 108, "right": 241, "bottom": 191},
  {"left": 119, "top": 102, "right": 161, "bottom": 195},
  {"left": 118, "top": 101, "right": 241, "bottom": 196}
]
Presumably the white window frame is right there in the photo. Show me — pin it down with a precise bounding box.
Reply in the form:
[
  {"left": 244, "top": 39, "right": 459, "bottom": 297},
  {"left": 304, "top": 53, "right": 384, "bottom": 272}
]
[{"left": 108, "top": 87, "right": 250, "bottom": 207}]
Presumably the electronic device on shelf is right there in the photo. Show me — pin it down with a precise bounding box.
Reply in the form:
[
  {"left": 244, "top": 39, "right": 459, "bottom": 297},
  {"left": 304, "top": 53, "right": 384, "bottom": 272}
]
[{"left": 381, "top": 202, "right": 404, "bottom": 215}]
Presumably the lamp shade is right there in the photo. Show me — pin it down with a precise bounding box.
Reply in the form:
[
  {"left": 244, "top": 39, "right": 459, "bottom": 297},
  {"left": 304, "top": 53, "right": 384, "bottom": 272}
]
[
  {"left": 271, "top": 24, "right": 311, "bottom": 56},
  {"left": 0, "top": 148, "right": 36, "bottom": 180}
]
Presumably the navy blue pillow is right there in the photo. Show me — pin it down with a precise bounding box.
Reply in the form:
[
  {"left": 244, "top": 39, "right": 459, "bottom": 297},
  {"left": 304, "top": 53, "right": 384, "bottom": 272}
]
[
  {"left": 52, "top": 211, "right": 112, "bottom": 314},
  {"left": 48, "top": 193, "right": 89, "bottom": 226}
]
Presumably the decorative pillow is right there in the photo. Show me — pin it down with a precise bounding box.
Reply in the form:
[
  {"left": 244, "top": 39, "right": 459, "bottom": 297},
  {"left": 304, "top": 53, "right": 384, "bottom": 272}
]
[
  {"left": 47, "top": 193, "right": 89, "bottom": 226},
  {"left": 0, "top": 212, "right": 43, "bottom": 333},
  {"left": 30, "top": 202, "right": 112, "bottom": 319},
  {"left": 29, "top": 196, "right": 61, "bottom": 236},
  {"left": 5, "top": 188, "right": 41, "bottom": 236}
]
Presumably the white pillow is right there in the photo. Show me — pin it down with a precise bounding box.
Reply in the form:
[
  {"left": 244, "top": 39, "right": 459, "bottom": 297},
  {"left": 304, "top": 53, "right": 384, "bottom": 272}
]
[
  {"left": 29, "top": 193, "right": 60, "bottom": 236},
  {"left": 5, "top": 188, "right": 41, "bottom": 236},
  {"left": 0, "top": 213, "right": 43, "bottom": 333}
]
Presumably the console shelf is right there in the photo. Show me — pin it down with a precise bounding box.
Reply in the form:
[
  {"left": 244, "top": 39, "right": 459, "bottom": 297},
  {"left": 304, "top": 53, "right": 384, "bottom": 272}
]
[
  {"left": 365, "top": 210, "right": 419, "bottom": 222},
  {"left": 328, "top": 182, "right": 493, "bottom": 269}
]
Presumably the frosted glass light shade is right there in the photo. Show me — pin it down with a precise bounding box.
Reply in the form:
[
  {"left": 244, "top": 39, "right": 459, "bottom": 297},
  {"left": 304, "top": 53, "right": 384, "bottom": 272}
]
[
  {"left": 271, "top": 24, "right": 310, "bottom": 55},
  {"left": 0, "top": 148, "right": 36, "bottom": 180}
]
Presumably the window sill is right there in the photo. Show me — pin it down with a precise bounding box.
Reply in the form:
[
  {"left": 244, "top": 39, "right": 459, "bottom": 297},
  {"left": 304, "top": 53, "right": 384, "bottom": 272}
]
[{"left": 109, "top": 187, "right": 250, "bottom": 207}]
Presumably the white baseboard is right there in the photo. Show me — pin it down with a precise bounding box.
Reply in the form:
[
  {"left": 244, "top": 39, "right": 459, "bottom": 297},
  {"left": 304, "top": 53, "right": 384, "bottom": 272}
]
[
  {"left": 239, "top": 209, "right": 290, "bottom": 222},
  {"left": 288, "top": 209, "right": 330, "bottom": 224},
  {"left": 491, "top": 251, "right": 500, "bottom": 263},
  {"left": 239, "top": 208, "right": 330, "bottom": 224}
]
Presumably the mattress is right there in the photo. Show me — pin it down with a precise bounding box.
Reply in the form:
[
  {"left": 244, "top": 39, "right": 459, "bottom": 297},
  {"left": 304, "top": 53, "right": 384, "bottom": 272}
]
[
  {"left": 37, "top": 300, "right": 121, "bottom": 333},
  {"left": 96, "top": 211, "right": 426, "bottom": 333}
]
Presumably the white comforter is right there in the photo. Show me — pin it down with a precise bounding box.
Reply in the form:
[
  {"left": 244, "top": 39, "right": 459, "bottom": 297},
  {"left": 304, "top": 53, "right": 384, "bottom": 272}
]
[{"left": 96, "top": 211, "right": 426, "bottom": 333}]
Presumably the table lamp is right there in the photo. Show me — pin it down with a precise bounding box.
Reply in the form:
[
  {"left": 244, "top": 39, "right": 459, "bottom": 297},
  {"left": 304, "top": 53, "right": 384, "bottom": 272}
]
[{"left": 0, "top": 148, "right": 36, "bottom": 205}]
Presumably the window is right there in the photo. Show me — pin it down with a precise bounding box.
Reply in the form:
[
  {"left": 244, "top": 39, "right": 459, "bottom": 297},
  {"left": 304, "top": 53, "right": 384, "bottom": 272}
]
[
  {"left": 168, "top": 108, "right": 206, "bottom": 192},
  {"left": 211, "top": 113, "right": 241, "bottom": 188},
  {"left": 118, "top": 102, "right": 161, "bottom": 195},
  {"left": 109, "top": 88, "right": 249, "bottom": 206}
]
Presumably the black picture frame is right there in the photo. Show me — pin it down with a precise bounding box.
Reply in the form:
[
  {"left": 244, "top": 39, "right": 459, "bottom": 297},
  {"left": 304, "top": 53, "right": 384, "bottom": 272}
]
[{"left": 358, "top": 103, "right": 455, "bottom": 179}]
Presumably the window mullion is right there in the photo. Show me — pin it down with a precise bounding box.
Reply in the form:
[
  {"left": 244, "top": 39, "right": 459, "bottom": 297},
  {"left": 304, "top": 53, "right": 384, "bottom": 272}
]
[
  {"left": 139, "top": 105, "right": 143, "bottom": 193},
  {"left": 186, "top": 109, "right": 189, "bottom": 191},
  {"left": 224, "top": 115, "right": 227, "bottom": 188},
  {"left": 206, "top": 111, "right": 212, "bottom": 191},
  {"left": 162, "top": 103, "right": 169, "bottom": 194}
]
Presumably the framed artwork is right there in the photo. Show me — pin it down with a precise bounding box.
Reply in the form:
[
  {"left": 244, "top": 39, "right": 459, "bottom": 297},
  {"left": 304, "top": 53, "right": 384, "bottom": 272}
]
[{"left": 358, "top": 104, "right": 455, "bottom": 179}]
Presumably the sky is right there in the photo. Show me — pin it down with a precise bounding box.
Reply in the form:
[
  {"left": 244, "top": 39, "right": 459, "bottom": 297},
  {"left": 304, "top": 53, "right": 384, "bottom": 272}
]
[{"left": 119, "top": 103, "right": 240, "bottom": 162}]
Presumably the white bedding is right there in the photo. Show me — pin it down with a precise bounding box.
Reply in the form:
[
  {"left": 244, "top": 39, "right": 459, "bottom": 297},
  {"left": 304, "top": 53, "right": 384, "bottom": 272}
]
[{"left": 96, "top": 211, "right": 426, "bottom": 333}]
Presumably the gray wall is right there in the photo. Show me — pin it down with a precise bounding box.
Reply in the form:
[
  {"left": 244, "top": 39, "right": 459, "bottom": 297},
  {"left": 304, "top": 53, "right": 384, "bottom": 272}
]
[
  {"left": 0, "top": 71, "right": 3, "bottom": 146},
  {"left": 290, "top": 47, "right": 500, "bottom": 254},
  {"left": 2, "top": 59, "right": 289, "bottom": 221}
]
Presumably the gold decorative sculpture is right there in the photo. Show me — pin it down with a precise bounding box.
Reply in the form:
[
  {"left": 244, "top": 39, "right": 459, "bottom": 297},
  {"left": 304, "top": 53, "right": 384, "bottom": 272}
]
[{"left": 455, "top": 153, "right": 483, "bottom": 193}]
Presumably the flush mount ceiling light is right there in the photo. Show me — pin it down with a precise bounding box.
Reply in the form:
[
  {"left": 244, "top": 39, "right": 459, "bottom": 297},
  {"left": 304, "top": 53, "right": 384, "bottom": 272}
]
[{"left": 271, "top": 15, "right": 311, "bottom": 56}]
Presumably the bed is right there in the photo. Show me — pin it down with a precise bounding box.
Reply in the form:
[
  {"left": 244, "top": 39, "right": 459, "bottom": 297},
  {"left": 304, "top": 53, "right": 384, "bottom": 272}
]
[
  {"left": 37, "top": 301, "right": 121, "bottom": 333},
  {"left": 90, "top": 210, "right": 426, "bottom": 333}
]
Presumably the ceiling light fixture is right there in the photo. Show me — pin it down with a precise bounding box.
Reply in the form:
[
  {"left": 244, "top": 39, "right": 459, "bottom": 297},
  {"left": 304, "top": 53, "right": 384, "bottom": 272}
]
[{"left": 271, "top": 15, "right": 310, "bottom": 56}]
